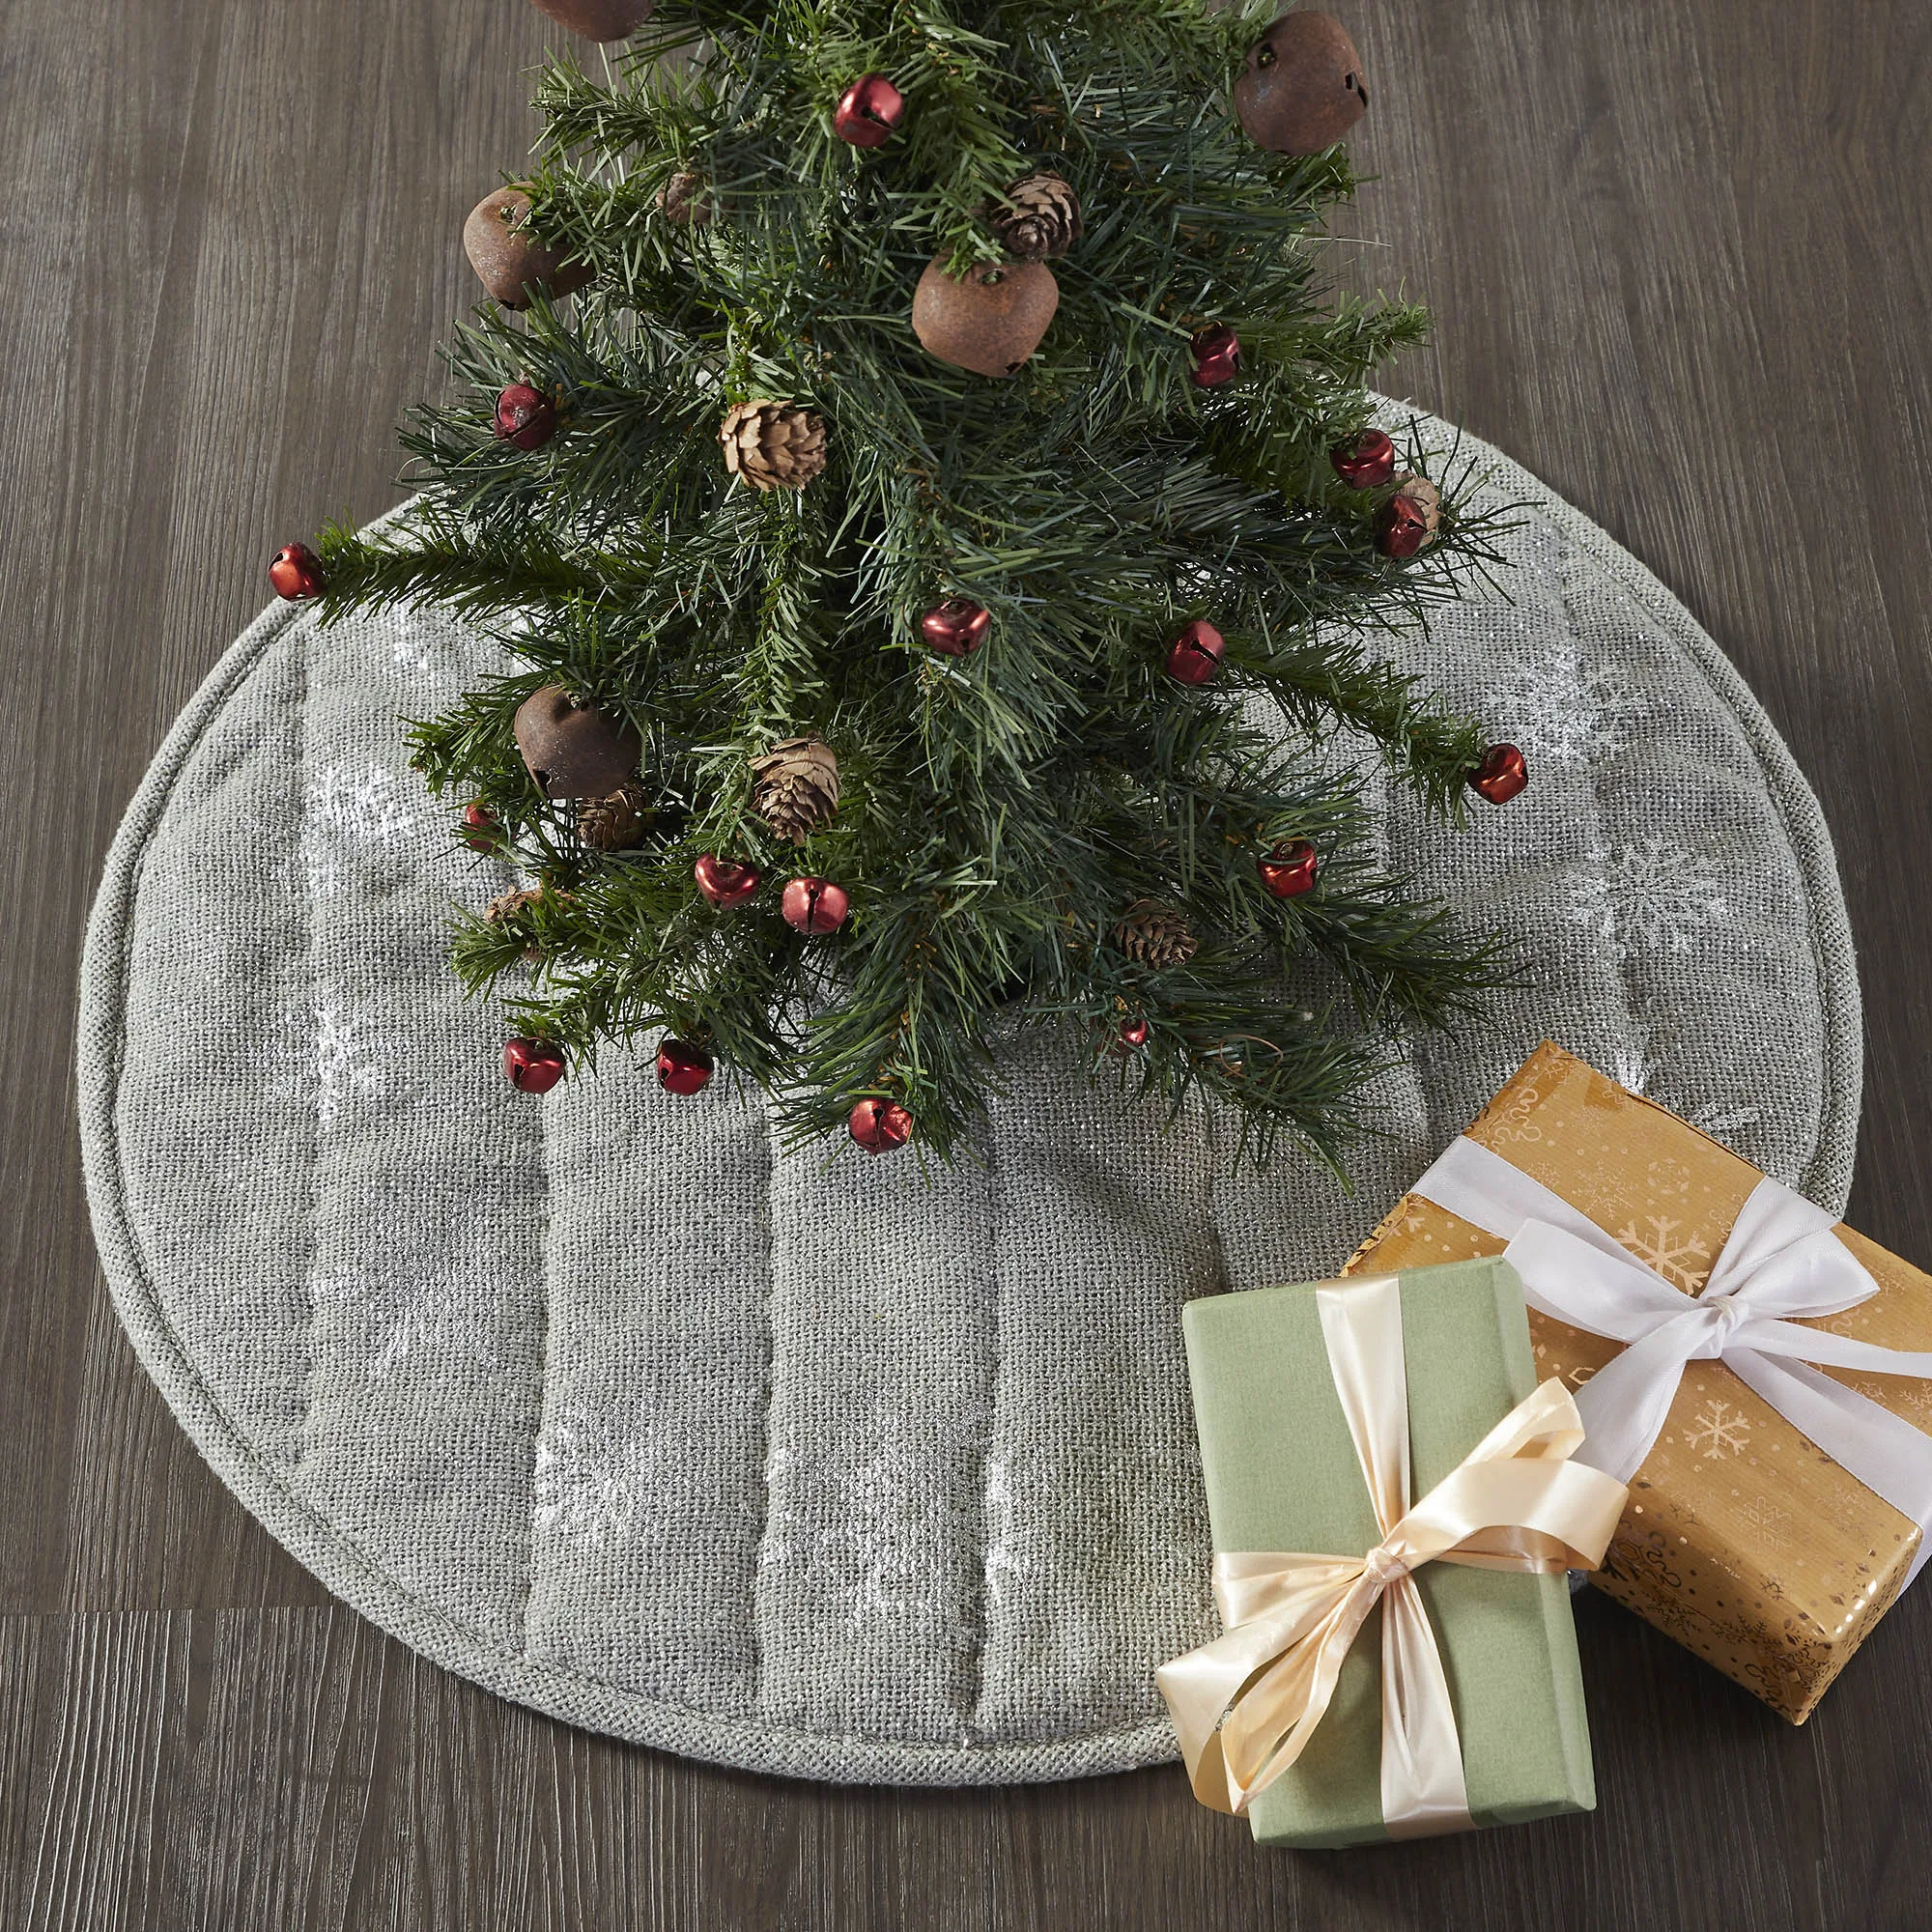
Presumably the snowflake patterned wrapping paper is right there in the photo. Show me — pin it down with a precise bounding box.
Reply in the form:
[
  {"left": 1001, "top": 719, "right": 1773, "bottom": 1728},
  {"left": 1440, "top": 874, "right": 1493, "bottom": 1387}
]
[
  {"left": 76, "top": 412, "right": 1865, "bottom": 1780},
  {"left": 1345, "top": 1043, "right": 1932, "bottom": 1722}
]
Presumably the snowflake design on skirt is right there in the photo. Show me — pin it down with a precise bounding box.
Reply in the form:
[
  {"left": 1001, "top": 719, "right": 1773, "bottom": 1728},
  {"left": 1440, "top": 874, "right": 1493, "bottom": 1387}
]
[
  {"left": 280, "top": 760, "right": 426, "bottom": 905},
  {"left": 980, "top": 1450, "right": 1040, "bottom": 1613},
  {"left": 290, "top": 826, "right": 346, "bottom": 903},
  {"left": 274, "top": 994, "right": 384, "bottom": 1129},
  {"left": 1597, "top": 1045, "right": 1764, "bottom": 1163},
  {"left": 762, "top": 1415, "right": 986, "bottom": 1637},
  {"left": 386, "top": 620, "right": 460, "bottom": 688},
  {"left": 1686, "top": 1099, "right": 1763, "bottom": 1144},
  {"left": 312, "top": 1243, "right": 500, "bottom": 1383},
  {"left": 1488, "top": 656, "right": 1661, "bottom": 766},
  {"left": 1570, "top": 838, "right": 1730, "bottom": 960},
  {"left": 305, "top": 760, "right": 422, "bottom": 848},
  {"left": 1685, "top": 1398, "right": 1752, "bottom": 1460},
  {"left": 534, "top": 1402, "right": 681, "bottom": 1551},
  {"left": 1604, "top": 1043, "right": 1661, "bottom": 1099}
]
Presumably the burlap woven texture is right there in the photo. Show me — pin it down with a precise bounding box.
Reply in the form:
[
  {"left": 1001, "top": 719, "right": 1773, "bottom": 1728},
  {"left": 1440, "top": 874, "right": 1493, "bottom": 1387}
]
[{"left": 77, "top": 412, "right": 1861, "bottom": 1784}]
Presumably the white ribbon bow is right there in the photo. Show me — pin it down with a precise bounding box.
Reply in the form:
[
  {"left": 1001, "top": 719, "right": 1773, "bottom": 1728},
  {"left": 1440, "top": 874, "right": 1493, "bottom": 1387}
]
[{"left": 1412, "top": 1137, "right": 1932, "bottom": 1582}]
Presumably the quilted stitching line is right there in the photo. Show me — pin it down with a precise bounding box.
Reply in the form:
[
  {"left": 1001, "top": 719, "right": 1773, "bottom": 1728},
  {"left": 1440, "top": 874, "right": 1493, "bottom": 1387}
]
[
  {"left": 962, "top": 1109, "right": 1006, "bottom": 1736},
  {"left": 519, "top": 1066, "right": 556, "bottom": 1654},
  {"left": 1555, "top": 523, "right": 1648, "bottom": 1078},
  {"left": 1200, "top": 1087, "right": 1235, "bottom": 1297},
  {"left": 748, "top": 1096, "right": 780, "bottom": 1716},
  {"left": 295, "top": 615, "right": 320, "bottom": 1478},
  {"left": 1377, "top": 709, "right": 1439, "bottom": 1187}
]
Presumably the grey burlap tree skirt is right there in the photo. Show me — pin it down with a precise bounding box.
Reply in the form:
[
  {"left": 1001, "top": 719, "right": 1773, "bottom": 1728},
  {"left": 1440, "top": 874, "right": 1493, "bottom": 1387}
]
[{"left": 78, "top": 412, "right": 1861, "bottom": 1784}]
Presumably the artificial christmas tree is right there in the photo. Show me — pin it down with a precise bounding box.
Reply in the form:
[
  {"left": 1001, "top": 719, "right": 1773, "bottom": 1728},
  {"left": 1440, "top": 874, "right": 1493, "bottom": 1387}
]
[{"left": 298, "top": 0, "right": 1520, "bottom": 1164}]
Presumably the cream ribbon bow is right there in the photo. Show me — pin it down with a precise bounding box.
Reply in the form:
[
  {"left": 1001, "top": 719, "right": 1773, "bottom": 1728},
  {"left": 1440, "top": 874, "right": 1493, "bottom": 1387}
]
[
  {"left": 1412, "top": 1137, "right": 1932, "bottom": 1580},
  {"left": 1156, "top": 1275, "right": 1626, "bottom": 1833}
]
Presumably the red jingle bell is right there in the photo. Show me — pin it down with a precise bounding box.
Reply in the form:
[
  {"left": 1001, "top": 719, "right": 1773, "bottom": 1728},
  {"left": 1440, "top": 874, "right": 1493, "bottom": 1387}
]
[
  {"left": 1377, "top": 475, "right": 1442, "bottom": 560},
  {"left": 1257, "top": 839, "right": 1319, "bottom": 898},
  {"left": 1470, "top": 743, "right": 1528, "bottom": 805},
  {"left": 495, "top": 382, "right": 557, "bottom": 451},
  {"left": 694, "top": 854, "right": 763, "bottom": 909},
  {"left": 270, "top": 543, "right": 325, "bottom": 600},
  {"left": 503, "top": 1037, "right": 566, "bottom": 1094},
  {"left": 834, "top": 73, "right": 904, "bottom": 148},
  {"left": 849, "top": 1096, "right": 914, "bottom": 1152},
  {"left": 461, "top": 802, "right": 499, "bottom": 851},
  {"left": 1165, "top": 618, "right": 1226, "bottom": 685},
  {"left": 781, "top": 876, "right": 851, "bottom": 934},
  {"left": 655, "top": 1038, "right": 715, "bottom": 1094},
  {"left": 1115, "top": 1015, "right": 1151, "bottom": 1052},
  {"left": 1188, "top": 325, "right": 1242, "bottom": 389},
  {"left": 1330, "top": 428, "right": 1396, "bottom": 490},
  {"left": 1378, "top": 494, "right": 1431, "bottom": 559},
  {"left": 920, "top": 598, "right": 991, "bottom": 655}
]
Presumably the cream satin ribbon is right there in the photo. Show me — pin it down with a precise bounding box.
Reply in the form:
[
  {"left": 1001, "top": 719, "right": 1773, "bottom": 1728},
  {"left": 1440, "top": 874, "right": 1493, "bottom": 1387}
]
[
  {"left": 1156, "top": 1275, "right": 1627, "bottom": 1833},
  {"left": 1412, "top": 1136, "right": 1932, "bottom": 1582}
]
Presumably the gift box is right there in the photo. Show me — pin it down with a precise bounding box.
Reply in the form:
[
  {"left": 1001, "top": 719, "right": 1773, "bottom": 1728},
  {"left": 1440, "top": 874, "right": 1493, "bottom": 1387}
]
[
  {"left": 1345, "top": 1040, "right": 1932, "bottom": 1722},
  {"left": 1161, "top": 1258, "right": 1623, "bottom": 1849}
]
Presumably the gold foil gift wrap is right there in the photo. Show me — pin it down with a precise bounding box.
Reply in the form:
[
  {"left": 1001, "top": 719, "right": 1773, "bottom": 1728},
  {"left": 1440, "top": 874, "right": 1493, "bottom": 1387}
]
[{"left": 1345, "top": 1041, "right": 1932, "bottom": 1722}]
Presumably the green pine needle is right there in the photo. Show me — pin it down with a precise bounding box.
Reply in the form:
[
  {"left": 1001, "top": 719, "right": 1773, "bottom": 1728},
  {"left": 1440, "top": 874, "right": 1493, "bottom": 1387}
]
[{"left": 314, "top": 0, "right": 1520, "bottom": 1170}]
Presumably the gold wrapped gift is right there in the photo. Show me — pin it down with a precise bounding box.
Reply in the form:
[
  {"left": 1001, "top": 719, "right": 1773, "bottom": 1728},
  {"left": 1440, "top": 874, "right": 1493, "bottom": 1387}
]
[{"left": 1345, "top": 1041, "right": 1932, "bottom": 1722}]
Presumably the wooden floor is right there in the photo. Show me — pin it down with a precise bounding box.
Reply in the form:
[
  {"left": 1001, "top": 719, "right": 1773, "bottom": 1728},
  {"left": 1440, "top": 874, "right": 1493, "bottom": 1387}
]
[{"left": 5, "top": 1, "right": 1930, "bottom": 1926}]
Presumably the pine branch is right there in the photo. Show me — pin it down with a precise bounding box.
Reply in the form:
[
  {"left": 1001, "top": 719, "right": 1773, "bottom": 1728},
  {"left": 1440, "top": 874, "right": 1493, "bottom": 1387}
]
[{"left": 303, "top": 1, "right": 1521, "bottom": 1169}]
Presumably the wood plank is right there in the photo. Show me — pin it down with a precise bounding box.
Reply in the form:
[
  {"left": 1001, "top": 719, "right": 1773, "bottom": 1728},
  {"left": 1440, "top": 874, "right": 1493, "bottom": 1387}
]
[{"left": 5, "top": 1613, "right": 185, "bottom": 1932}]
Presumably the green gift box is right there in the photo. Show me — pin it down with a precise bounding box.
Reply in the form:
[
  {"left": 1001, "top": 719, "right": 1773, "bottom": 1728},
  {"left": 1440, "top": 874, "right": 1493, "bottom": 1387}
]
[{"left": 1179, "top": 1258, "right": 1600, "bottom": 1849}]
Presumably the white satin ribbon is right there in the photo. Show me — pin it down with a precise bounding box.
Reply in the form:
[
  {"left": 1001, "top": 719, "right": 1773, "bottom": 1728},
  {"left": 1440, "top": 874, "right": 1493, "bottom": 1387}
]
[{"left": 1412, "top": 1136, "right": 1932, "bottom": 1581}]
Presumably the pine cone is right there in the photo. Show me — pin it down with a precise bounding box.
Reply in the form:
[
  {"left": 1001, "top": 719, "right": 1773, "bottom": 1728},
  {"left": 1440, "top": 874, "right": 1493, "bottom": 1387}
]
[
  {"left": 576, "top": 781, "right": 652, "bottom": 851},
  {"left": 990, "top": 172, "right": 1082, "bottom": 261},
  {"left": 658, "top": 169, "right": 715, "bottom": 228},
  {"left": 751, "top": 736, "right": 840, "bottom": 843},
  {"left": 485, "top": 887, "right": 545, "bottom": 963},
  {"left": 719, "top": 400, "right": 827, "bottom": 492},
  {"left": 1112, "top": 899, "right": 1198, "bottom": 969},
  {"left": 486, "top": 887, "right": 542, "bottom": 924}
]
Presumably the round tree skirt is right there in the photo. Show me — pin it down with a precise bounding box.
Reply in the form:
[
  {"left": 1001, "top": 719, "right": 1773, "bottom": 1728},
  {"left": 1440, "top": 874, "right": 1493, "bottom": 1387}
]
[{"left": 79, "top": 411, "right": 1860, "bottom": 1785}]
